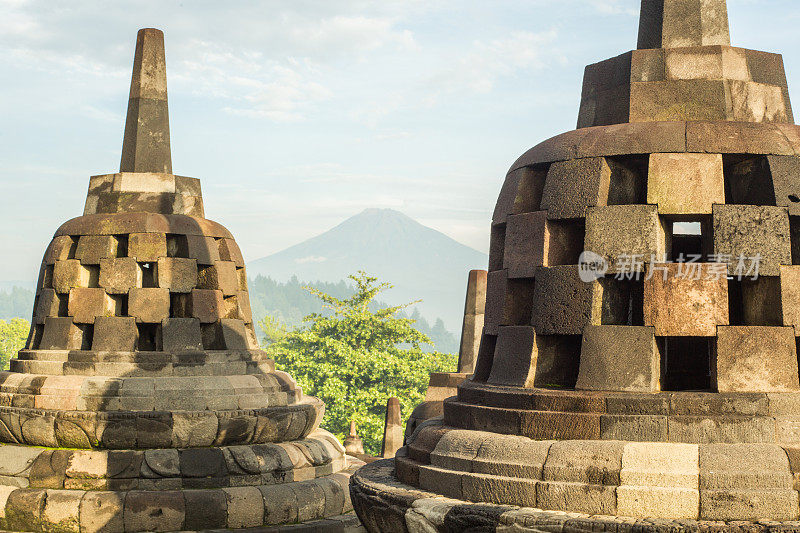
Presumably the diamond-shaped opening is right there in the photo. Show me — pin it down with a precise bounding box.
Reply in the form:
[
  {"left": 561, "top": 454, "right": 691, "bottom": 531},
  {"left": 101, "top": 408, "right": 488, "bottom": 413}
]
[
  {"left": 489, "top": 223, "right": 506, "bottom": 271},
  {"left": 138, "top": 263, "right": 157, "bottom": 288},
  {"left": 659, "top": 336, "right": 715, "bottom": 391},
  {"left": 607, "top": 155, "right": 647, "bottom": 205},
  {"left": 170, "top": 293, "right": 190, "bottom": 318},
  {"left": 79, "top": 324, "right": 94, "bottom": 351},
  {"left": 108, "top": 294, "right": 128, "bottom": 317},
  {"left": 57, "top": 293, "right": 69, "bottom": 317},
  {"left": 598, "top": 278, "right": 644, "bottom": 326},
  {"left": 533, "top": 334, "right": 581, "bottom": 389},
  {"left": 546, "top": 220, "right": 585, "bottom": 266},
  {"left": 85, "top": 265, "right": 100, "bottom": 288},
  {"left": 166, "top": 234, "right": 189, "bottom": 258},
  {"left": 728, "top": 278, "right": 781, "bottom": 326},
  {"left": 236, "top": 267, "right": 247, "bottom": 291},
  {"left": 114, "top": 235, "right": 129, "bottom": 258},
  {"left": 723, "top": 155, "right": 776, "bottom": 205},
  {"left": 665, "top": 217, "right": 711, "bottom": 262},
  {"left": 66, "top": 236, "right": 80, "bottom": 259},
  {"left": 201, "top": 322, "right": 224, "bottom": 350},
  {"left": 137, "top": 323, "right": 162, "bottom": 351},
  {"left": 42, "top": 264, "right": 54, "bottom": 290},
  {"left": 472, "top": 333, "right": 497, "bottom": 383},
  {"left": 27, "top": 324, "right": 43, "bottom": 350},
  {"left": 512, "top": 165, "right": 548, "bottom": 214},
  {"left": 505, "top": 278, "right": 536, "bottom": 326}
]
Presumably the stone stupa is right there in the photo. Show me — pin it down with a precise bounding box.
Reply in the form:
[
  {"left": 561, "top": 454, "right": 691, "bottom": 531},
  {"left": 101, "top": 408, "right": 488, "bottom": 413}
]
[
  {"left": 0, "top": 29, "right": 358, "bottom": 532},
  {"left": 351, "top": 1, "right": 800, "bottom": 530}
]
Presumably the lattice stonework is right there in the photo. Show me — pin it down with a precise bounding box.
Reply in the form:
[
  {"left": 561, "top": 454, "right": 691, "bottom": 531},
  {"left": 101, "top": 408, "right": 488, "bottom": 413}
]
[
  {"left": 352, "top": 0, "right": 800, "bottom": 530},
  {"left": 0, "top": 29, "right": 357, "bottom": 533}
]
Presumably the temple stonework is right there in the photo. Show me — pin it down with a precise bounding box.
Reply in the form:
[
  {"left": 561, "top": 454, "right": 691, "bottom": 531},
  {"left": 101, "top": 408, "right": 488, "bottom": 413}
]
[
  {"left": 351, "top": 0, "right": 800, "bottom": 530},
  {"left": 0, "top": 29, "right": 359, "bottom": 532}
]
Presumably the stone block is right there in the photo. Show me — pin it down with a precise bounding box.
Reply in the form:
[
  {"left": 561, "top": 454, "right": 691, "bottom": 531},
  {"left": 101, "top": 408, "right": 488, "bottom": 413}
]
[
  {"left": 617, "top": 485, "right": 699, "bottom": 519},
  {"left": 713, "top": 205, "right": 791, "bottom": 277},
  {"left": 620, "top": 442, "right": 699, "bottom": 488},
  {"left": 79, "top": 491, "right": 124, "bottom": 533},
  {"left": 53, "top": 260, "right": 91, "bottom": 293},
  {"left": 186, "top": 235, "right": 220, "bottom": 265},
  {"left": 39, "top": 318, "right": 83, "bottom": 350},
  {"left": 236, "top": 291, "right": 253, "bottom": 323},
  {"left": 124, "top": 490, "right": 185, "bottom": 532},
  {"left": 98, "top": 257, "right": 137, "bottom": 294},
  {"left": 5, "top": 488, "right": 46, "bottom": 532},
  {"left": 183, "top": 489, "right": 227, "bottom": 530},
  {"left": 92, "top": 317, "right": 138, "bottom": 351},
  {"left": 45, "top": 236, "right": 77, "bottom": 264},
  {"left": 127, "top": 232, "right": 167, "bottom": 262},
  {"left": 531, "top": 266, "right": 597, "bottom": 335},
  {"left": 717, "top": 326, "right": 799, "bottom": 393},
  {"left": 35, "top": 288, "right": 62, "bottom": 321},
  {"left": 536, "top": 481, "right": 616, "bottom": 515},
  {"left": 600, "top": 414, "right": 668, "bottom": 442},
  {"left": 41, "top": 489, "right": 82, "bottom": 532},
  {"left": 128, "top": 287, "right": 169, "bottom": 323},
  {"left": 471, "top": 434, "right": 552, "bottom": 479},
  {"left": 220, "top": 319, "right": 249, "bottom": 350},
  {"left": 643, "top": 263, "right": 728, "bottom": 336},
  {"left": 647, "top": 153, "right": 724, "bottom": 215},
  {"left": 699, "top": 443, "right": 798, "bottom": 520},
  {"left": 462, "top": 472, "right": 537, "bottom": 507},
  {"left": 488, "top": 223, "right": 505, "bottom": 271},
  {"left": 503, "top": 212, "right": 546, "bottom": 278},
  {"left": 75, "top": 235, "right": 118, "bottom": 265},
  {"left": 483, "top": 270, "right": 535, "bottom": 335},
  {"left": 457, "top": 313, "right": 483, "bottom": 373},
  {"left": 198, "top": 261, "right": 239, "bottom": 296},
  {"left": 740, "top": 277, "right": 782, "bottom": 326},
  {"left": 781, "top": 266, "right": 800, "bottom": 331},
  {"left": 190, "top": 289, "right": 224, "bottom": 323},
  {"left": 494, "top": 167, "right": 547, "bottom": 224},
  {"left": 585, "top": 205, "right": 666, "bottom": 273},
  {"left": 766, "top": 155, "right": 800, "bottom": 216},
  {"left": 418, "top": 465, "right": 464, "bottom": 500},
  {"left": 162, "top": 317, "right": 203, "bottom": 352},
  {"left": 67, "top": 288, "right": 114, "bottom": 324},
  {"left": 541, "top": 157, "right": 611, "bottom": 219},
  {"left": 576, "top": 326, "right": 659, "bottom": 392},
  {"left": 219, "top": 238, "right": 245, "bottom": 266},
  {"left": 488, "top": 326, "right": 537, "bottom": 388},
  {"left": 157, "top": 257, "right": 197, "bottom": 293},
  {"left": 542, "top": 440, "right": 625, "bottom": 485}
]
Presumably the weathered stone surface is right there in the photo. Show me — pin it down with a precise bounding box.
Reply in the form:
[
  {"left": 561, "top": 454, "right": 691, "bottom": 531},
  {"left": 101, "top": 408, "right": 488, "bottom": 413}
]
[
  {"left": 40, "top": 317, "right": 83, "bottom": 350},
  {"left": 129, "top": 287, "right": 170, "bottom": 323},
  {"left": 585, "top": 205, "right": 665, "bottom": 272},
  {"left": 488, "top": 326, "right": 537, "bottom": 388},
  {"left": 161, "top": 317, "right": 203, "bottom": 352},
  {"left": 53, "top": 260, "right": 91, "bottom": 293},
  {"left": 484, "top": 270, "right": 535, "bottom": 335},
  {"left": 643, "top": 263, "right": 728, "bottom": 336},
  {"left": 716, "top": 326, "right": 799, "bottom": 392},
  {"left": 638, "top": 0, "right": 730, "bottom": 50},
  {"left": 128, "top": 232, "right": 167, "bottom": 262},
  {"left": 647, "top": 153, "right": 724, "bottom": 214},
  {"left": 157, "top": 257, "right": 197, "bottom": 293},
  {"left": 576, "top": 326, "right": 659, "bottom": 392},
  {"left": 781, "top": 265, "right": 800, "bottom": 331},
  {"left": 75, "top": 235, "right": 119, "bottom": 265},
  {"left": 541, "top": 157, "right": 611, "bottom": 219},
  {"left": 190, "top": 289, "right": 225, "bottom": 323},
  {"left": 92, "top": 317, "right": 138, "bottom": 351},
  {"left": 531, "top": 266, "right": 595, "bottom": 335},
  {"left": 713, "top": 204, "right": 791, "bottom": 276},
  {"left": 99, "top": 257, "right": 138, "bottom": 294},
  {"left": 68, "top": 288, "right": 114, "bottom": 324}
]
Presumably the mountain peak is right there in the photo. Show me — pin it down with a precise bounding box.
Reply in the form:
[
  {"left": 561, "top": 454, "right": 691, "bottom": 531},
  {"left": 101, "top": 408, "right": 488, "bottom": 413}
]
[{"left": 248, "top": 208, "right": 488, "bottom": 331}]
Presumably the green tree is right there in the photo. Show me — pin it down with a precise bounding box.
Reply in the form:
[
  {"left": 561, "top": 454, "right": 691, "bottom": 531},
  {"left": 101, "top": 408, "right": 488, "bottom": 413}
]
[
  {"left": 0, "top": 319, "right": 29, "bottom": 371},
  {"left": 263, "top": 272, "right": 456, "bottom": 455}
]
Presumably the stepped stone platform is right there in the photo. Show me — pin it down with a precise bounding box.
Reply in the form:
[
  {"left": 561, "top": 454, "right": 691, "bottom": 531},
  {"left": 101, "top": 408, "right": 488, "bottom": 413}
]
[
  {"left": 350, "top": 1, "right": 800, "bottom": 530},
  {"left": 0, "top": 28, "right": 357, "bottom": 532}
]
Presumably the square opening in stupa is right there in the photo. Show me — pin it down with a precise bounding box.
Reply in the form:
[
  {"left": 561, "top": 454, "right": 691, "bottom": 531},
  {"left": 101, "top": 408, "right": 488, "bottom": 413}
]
[{"left": 351, "top": 0, "right": 800, "bottom": 531}]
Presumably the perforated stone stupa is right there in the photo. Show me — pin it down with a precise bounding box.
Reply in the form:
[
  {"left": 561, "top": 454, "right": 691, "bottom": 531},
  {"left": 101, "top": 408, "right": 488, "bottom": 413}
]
[
  {"left": 0, "top": 29, "right": 356, "bottom": 532},
  {"left": 351, "top": 1, "right": 800, "bottom": 530}
]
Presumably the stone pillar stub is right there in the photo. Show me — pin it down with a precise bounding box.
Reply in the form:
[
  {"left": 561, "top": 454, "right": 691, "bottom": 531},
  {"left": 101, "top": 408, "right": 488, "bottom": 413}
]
[
  {"left": 638, "top": 0, "right": 730, "bottom": 50},
  {"left": 120, "top": 28, "right": 172, "bottom": 174},
  {"left": 381, "top": 397, "right": 403, "bottom": 458},
  {"left": 457, "top": 269, "right": 487, "bottom": 373}
]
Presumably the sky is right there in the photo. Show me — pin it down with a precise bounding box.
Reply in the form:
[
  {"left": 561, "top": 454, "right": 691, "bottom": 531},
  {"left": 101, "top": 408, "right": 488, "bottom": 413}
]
[{"left": 1, "top": 0, "right": 800, "bottom": 285}]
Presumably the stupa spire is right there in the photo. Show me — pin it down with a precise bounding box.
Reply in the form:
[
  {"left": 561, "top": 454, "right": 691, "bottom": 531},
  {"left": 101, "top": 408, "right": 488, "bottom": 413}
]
[
  {"left": 120, "top": 28, "right": 172, "bottom": 174},
  {"left": 637, "top": 0, "right": 730, "bottom": 49}
]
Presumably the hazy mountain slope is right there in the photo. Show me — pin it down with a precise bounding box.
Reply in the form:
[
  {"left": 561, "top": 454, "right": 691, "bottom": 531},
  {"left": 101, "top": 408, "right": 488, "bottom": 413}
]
[{"left": 248, "top": 208, "right": 488, "bottom": 331}]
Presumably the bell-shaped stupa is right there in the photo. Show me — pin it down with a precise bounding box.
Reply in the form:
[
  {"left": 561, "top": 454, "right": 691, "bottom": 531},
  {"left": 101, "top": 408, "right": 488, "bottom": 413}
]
[
  {"left": 0, "top": 29, "right": 357, "bottom": 532},
  {"left": 352, "top": 1, "right": 800, "bottom": 530}
]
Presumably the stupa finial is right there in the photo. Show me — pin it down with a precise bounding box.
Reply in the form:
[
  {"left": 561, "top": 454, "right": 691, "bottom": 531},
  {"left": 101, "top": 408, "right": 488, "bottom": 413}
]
[
  {"left": 637, "top": 0, "right": 730, "bottom": 49},
  {"left": 120, "top": 28, "right": 172, "bottom": 174}
]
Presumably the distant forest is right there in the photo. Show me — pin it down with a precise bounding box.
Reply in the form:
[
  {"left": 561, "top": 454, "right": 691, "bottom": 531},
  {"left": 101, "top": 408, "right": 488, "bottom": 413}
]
[
  {"left": 248, "top": 275, "right": 459, "bottom": 354},
  {"left": 0, "top": 276, "right": 460, "bottom": 354}
]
